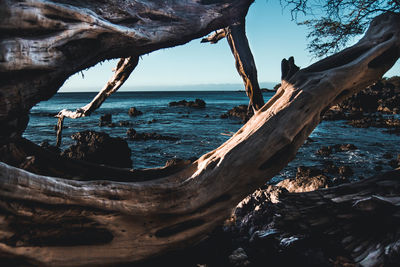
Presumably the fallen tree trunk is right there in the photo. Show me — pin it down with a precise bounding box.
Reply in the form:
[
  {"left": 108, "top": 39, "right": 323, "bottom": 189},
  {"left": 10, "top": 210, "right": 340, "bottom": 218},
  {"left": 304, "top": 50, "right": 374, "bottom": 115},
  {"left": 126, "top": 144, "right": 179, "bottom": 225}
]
[{"left": 0, "top": 11, "right": 399, "bottom": 266}]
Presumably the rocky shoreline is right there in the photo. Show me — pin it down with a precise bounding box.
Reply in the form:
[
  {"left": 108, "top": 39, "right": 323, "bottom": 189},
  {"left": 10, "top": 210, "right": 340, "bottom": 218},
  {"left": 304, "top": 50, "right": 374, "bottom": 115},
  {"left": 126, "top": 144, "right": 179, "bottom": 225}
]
[
  {"left": 12, "top": 77, "right": 399, "bottom": 266},
  {"left": 132, "top": 77, "right": 400, "bottom": 266}
]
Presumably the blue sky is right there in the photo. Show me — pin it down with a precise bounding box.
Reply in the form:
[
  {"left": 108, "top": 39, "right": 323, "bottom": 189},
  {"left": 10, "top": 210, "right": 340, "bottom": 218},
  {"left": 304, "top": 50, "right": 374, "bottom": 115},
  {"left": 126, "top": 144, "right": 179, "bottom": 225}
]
[{"left": 60, "top": 0, "right": 399, "bottom": 92}]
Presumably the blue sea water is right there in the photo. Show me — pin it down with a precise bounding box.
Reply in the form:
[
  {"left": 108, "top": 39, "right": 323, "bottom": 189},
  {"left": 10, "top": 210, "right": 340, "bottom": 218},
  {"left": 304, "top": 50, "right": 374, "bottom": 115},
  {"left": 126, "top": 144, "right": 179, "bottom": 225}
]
[{"left": 24, "top": 91, "right": 400, "bottom": 182}]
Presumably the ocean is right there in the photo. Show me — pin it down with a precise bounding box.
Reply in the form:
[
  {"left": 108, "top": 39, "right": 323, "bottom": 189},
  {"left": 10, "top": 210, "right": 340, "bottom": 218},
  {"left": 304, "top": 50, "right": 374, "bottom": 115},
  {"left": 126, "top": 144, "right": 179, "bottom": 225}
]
[{"left": 24, "top": 91, "right": 400, "bottom": 183}]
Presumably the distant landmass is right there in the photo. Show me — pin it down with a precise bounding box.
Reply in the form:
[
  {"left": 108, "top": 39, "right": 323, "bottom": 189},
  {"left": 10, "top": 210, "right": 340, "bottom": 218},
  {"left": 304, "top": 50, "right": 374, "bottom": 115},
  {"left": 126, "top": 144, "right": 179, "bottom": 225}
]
[{"left": 59, "top": 82, "right": 279, "bottom": 92}]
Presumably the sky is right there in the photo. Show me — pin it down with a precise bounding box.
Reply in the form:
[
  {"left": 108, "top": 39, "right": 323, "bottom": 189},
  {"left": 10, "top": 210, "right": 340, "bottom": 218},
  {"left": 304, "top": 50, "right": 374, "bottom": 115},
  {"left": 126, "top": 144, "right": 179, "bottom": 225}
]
[{"left": 60, "top": 0, "right": 399, "bottom": 92}]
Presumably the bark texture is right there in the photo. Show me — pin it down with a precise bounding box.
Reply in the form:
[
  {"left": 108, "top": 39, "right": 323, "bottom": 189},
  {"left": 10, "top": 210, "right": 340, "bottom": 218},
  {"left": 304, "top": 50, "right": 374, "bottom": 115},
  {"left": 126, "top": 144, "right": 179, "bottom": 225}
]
[
  {"left": 202, "top": 21, "right": 265, "bottom": 111},
  {"left": 0, "top": 12, "right": 399, "bottom": 266},
  {"left": 225, "top": 21, "right": 264, "bottom": 111},
  {"left": 0, "top": 0, "right": 253, "bottom": 141}
]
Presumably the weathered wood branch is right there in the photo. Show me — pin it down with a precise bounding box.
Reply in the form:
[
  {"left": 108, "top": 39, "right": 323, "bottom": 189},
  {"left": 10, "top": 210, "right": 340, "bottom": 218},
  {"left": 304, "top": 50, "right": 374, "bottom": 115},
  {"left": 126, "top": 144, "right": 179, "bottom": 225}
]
[
  {"left": 0, "top": 12, "right": 399, "bottom": 266},
  {"left": 55, "top": 115, "right": 64, "bottom": 147},
  {"left": 226, "top": 21, "right": 265, "bottom": 111},
  {"left": 0, "top": 0, "right": 253, "bottom": 141},
  {"left": 201, "top": 29, "right": 228, "bottom": 44},
  {"left": 202, "top": 21, "right": 264, "bottom": 111},
  {"left": 57, "top": 56, "right": 139, "bottom": 119}
]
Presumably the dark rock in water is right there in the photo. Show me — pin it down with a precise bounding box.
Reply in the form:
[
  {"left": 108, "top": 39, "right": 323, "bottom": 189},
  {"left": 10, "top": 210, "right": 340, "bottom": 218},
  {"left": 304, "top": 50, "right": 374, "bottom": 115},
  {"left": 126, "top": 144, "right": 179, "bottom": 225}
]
[
  {"left": 323, "top": 77, "right": 400, "bottom": 123},
  {"left": 383, "top": 152, "right": 393, "bottom": 159},
  {"left": 322, "top": 161, "right": 340, "bottom": 175},
  {"left": 296, "top": 165, "right": 324, "bottom": 178},
  {"left": 126, "top": 128, "right": 179, "bottom": 141},
  {"left": 193, "top": 98, "right": 206, "bottom": 108},
  {"left": 388, "top": 155, "right": 400, "bottom": 169},
  {"left": 40, "top": 140, "right": 61, "bottom": 154},
  {"left": 99, "top": 113, "right": 112, "bottom": 127},
  {"left": 338, "top": 77, "right": 400, "bottom": 114},
  {"left": 61, "top": 130, "right": 132, "bottom": 168},
  {"left": 347, "top": 115, "right": 400, "bottom": 131},
  {"left": 316, "top": 143, "right": 357, "bottom": 156},
  {"left": 221, "top": 105, "right": 253, "bottom": 123},
  {"left": 338, "top": 165, "right": 354, "bottom": 178},
  {"left": 316, "top": 146, "right": 333, "bottom": 156},
  {"left": 119, "top": 120, "right": 132, "bottom": 127},
  {"left": 337, "top": 143, "right": 357, "bottom": 151},
  {"left": 169, "top": 99, "right": 206, "bottom": 108},
  {"left": 128, "top": 107, "right": 143, "bottom": 117},
  {"left": 147, "top": 119, "right": 157, "bottom": 124}
]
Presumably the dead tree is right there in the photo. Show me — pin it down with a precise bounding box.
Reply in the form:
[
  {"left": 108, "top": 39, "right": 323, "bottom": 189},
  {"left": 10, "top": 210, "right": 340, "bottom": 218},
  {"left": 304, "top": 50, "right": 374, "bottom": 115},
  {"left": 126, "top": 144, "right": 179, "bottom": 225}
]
[
  {"left": 202, "top": 21, "right": 265, "bottom": 111},
  {"left": 0, "top": 0, "right": 400, "bottom": 265}
]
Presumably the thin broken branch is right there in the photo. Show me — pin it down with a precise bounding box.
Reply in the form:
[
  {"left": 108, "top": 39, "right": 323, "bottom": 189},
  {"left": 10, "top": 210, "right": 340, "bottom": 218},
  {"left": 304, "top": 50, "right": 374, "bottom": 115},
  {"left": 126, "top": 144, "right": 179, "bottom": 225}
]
[{"left": 57, "top": 57, "right": 139, "bottom": 119}]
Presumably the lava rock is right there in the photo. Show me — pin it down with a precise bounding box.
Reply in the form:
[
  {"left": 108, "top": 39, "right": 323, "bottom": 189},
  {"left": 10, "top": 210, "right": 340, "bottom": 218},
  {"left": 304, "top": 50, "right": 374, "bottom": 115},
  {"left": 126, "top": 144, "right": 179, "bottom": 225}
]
[
  {"left": 119, "top": 120, "right": 132, "bottom": 127},
  {"left": 338, "top": 165, "right": 354, "bottom": 178},
  {"left": 128, "top": 107, "right": 143, "bottom": 117},
  {"left": 126, "top": 128, "right": 179, "bottom": 141},
  {"left": 383, "top": 152, "right": 393, "bottom": 159},
  {"left": 322, "top": 77, "right": 400, "bottom": 122},
  {"left": 61, "top": 130, "right": 132, "bottom": 168},
  {"left": 221, "top": 105, "right": 253, "bottom": 123},
  {"left": 276, "top": 175, "right": 328, "bottom": 193},
  {"left": 316, "top": 146, "right": 333, "bottom": 156},
  {"left": 296, "top": 166, "right": 324, "bottom": 178},
  {"left": 99, "top": 113, "right": 112, "bottom": 127},
  {"left": 388, "top": 155, "right": 400, "bottom": 168},
  {"left": 169, "top": 99, "right": 206, "bottom": 108},
  {"left": 316, "top": 144, "right": 357, "bottom": 156}
]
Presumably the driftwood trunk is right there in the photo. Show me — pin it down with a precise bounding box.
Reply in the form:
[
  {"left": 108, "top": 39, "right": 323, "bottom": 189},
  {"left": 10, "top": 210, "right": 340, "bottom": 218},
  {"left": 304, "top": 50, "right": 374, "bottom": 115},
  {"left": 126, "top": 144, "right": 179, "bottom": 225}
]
[{"left": 0, "top": 0, "right": 400, "bottom": 265}]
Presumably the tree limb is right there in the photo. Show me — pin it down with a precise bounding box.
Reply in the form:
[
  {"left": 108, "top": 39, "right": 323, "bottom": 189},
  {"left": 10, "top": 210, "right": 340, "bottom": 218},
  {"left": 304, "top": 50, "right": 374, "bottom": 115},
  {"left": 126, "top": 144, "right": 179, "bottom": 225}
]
[
  {"left": 202, "top": 21, "right": 265, "bottom": 111},
  {"left": 56, "top": 57, "right": 139, "bottom": 119}
]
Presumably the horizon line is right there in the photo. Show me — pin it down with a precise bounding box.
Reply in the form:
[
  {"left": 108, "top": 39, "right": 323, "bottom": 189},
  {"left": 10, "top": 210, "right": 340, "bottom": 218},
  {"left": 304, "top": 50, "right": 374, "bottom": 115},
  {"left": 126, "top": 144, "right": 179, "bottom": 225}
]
[{"left": 59, "top": 81, "right": 280, "bottom": 92}]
